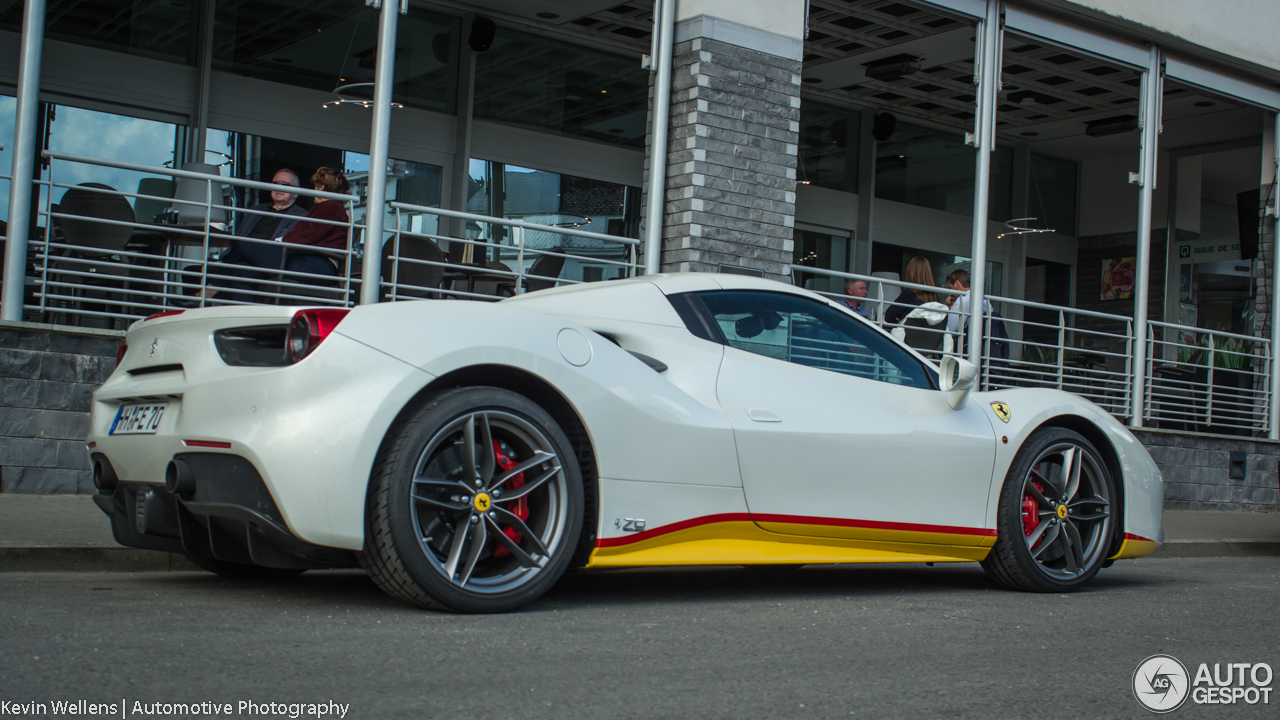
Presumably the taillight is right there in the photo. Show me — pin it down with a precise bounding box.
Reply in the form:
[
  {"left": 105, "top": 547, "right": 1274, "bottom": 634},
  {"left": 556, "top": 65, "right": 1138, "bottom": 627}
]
[
  {"left": 286, "top": 309, "right": 350, "bottom": 363},
  {"left": 144, "top": 310, "right": 185, "bottom": 322},
  {"left": 116, "top": 343, "right": 128, "bottom": 367}
]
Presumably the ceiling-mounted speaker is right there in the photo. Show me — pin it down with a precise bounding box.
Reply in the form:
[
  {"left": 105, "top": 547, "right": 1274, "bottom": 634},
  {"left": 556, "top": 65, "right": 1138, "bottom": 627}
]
[
  {"left": 468, "top": 17, "right": 497, "bottom": 52},
  {"left": 872, "top": 112, "right": 897, "bottom": 142}
]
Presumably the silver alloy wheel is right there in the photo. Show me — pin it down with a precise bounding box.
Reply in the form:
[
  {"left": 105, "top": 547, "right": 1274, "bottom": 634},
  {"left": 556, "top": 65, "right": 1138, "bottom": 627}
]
[
  {"left": 408, "top": 410, "right": 568, "bottom": 594},
  {"left": 1019, "top": 441, "right": 1112, "bottom": 580}
]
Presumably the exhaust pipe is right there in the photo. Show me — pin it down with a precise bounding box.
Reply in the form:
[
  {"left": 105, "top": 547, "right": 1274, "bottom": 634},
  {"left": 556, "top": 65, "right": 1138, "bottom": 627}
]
[
  {"left": 92, "top": 457, "right": 118, "bottom": 493},
  {"left": 165, "top": 458, "right": 196, "bottom": 497}
]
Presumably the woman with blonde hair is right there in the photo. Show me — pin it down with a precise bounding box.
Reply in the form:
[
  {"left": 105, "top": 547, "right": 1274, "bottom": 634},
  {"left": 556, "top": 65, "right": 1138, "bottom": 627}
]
[{"left": 885, "top": 256, "right": 938, "bottom": 325}]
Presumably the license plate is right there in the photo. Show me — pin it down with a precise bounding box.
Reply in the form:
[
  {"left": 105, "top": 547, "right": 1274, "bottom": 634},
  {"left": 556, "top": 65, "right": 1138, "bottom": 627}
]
[{"left": 109, "top": 403, "right": 169, "bottom": 435}]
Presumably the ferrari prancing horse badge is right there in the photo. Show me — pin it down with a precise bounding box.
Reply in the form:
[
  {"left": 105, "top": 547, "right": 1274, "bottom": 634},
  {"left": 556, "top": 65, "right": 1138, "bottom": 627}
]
[{"left": 990, "top": 402, "right": 1011, "bottom": 423}]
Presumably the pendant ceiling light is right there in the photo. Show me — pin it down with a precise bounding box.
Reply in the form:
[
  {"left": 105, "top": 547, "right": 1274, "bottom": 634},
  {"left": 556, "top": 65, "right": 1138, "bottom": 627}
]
[{"left": 322, "top": 12, "right": 402, "bottom": 110}]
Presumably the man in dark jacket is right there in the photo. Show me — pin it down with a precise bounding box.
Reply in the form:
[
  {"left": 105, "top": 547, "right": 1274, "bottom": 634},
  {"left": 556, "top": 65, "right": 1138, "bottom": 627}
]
[{"left": 201, "top": 168, "right": 309, "bottom": 303}]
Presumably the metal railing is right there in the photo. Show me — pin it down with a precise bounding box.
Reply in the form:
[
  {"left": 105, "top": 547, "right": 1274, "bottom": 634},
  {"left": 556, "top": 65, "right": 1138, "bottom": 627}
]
[
  {"left": 382, "top": 201, "right": 640, "bottom": 302},
  {"left": 9, "top": 153, "right": 641, "bottom": 328},
  {"left": 791, "top": 265, "right": 1273, "bottom": 436},
  {"left": 29, "top": 152, "right": 360, "bottom": 326},
  {"left": 1145, "top": 321, "right": 1271, "bottom": 434}
]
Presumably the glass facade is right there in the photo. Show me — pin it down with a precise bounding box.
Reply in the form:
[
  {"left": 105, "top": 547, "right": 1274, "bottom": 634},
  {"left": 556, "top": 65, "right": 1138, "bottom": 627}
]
[
  {"left": 874, "top": 120, "right": 1012, "bottom": 221},
  {"left": 1, "top": 94, "right": 15, "bottom": 227},
  {"left": 797, "top": 100, "right": 860, "bottom": 193},
  {"left": 1029, "top": 153, "right": 1078, "bottom": 237},
  {"left": 792, "top": 227, "right": 852, "bottom": 293},
  {"left": 473, "top": 29, "right": 648, "bottom": 149},
  {"left": 0, "top": 0, "right": 199, "bottom": 65},
  {"left": 872, "top": 240, "right": 1004, "bottom": 297},
  {"left": 213, "top": 0, "right": 460, "bottom": 115},
  {"left": 467, "top": 159, "right": 639, "bottom": 281}
]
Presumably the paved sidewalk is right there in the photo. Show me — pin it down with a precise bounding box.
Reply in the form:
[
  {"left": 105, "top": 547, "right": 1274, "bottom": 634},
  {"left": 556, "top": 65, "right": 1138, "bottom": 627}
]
[{"left": 0, "top": 494, "right": 1275, "bottom": 571}]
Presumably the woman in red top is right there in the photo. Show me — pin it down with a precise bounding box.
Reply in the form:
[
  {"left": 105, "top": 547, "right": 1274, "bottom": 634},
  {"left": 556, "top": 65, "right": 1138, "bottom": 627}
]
[{"left": 279, "top": 167, "right": 352, "bottom": 281}]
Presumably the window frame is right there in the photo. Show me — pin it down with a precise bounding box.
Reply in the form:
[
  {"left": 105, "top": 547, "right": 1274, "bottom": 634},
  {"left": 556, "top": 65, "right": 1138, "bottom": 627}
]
[{"left": 670, "top": 289, "right": 940, "bottom": 390}]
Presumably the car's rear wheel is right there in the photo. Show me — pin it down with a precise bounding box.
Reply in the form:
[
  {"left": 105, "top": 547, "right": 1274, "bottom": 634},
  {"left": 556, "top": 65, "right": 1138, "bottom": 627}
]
[
  {"left": 981, "top": 427, "right": 1114, "bottom": 592},
  {"left": 362, "top": 387, "right": 583, "bottom": 612}
]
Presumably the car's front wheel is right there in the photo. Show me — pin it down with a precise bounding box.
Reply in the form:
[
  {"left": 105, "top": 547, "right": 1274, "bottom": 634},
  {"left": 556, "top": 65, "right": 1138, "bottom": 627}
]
[
  {"left": 362, "top": 387, "right": 583, "bottom": 612},
  {"left": 981, "top": 427, "right": 1114, "bottom": 592}
]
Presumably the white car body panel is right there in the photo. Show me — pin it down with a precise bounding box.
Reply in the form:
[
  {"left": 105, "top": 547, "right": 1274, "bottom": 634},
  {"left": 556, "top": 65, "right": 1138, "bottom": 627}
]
[
  {"left": 716, "top": 345, "right": 998, "bottom": 544},
  {"left": 86, "top": 272, "right": 1163, "bottom": 569}
]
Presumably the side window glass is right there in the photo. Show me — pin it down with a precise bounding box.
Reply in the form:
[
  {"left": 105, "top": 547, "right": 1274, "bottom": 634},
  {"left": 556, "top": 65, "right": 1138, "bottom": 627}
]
[{"left": 696, "top": 291, "right": 934, "bottom": 389}]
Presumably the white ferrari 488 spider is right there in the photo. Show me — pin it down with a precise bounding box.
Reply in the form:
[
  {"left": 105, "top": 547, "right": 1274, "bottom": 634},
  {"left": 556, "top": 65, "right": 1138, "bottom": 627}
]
[{"left": 87, "top": 273, "right": 1162, "bottom": 612}]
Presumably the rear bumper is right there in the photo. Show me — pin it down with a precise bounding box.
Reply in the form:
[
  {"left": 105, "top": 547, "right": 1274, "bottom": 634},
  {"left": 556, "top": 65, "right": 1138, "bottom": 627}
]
[{"left": 93, "top": 452, "right": 358, "bottom": 569}]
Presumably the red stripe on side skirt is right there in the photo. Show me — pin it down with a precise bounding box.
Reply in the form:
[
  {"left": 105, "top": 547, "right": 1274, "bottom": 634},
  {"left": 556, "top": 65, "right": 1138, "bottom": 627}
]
[
  {"left": 596, "top": 513, "right": 995, "bottom": 548},
  {"left": 754, "top": 514, "right": 997, "bottom": 537},
  {"left": 1123, "top": 532, "right": 1154, "bottom": 543}
]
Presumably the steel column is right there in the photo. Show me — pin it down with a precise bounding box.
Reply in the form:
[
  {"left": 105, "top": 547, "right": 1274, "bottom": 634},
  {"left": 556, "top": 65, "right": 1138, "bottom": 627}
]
[
  {"left": 1128, "top": 44, "right": 1163, "bottom": 427},
  {"left": 358, "top": 0, "right": 404, "bottom": 306},
  {"left": 1, "top": 0, "right": 46, "bottom": 322},
  {"left": 642, "top": 0, "right": 676, "bottom": 275},
  {"left": 189, "top": 0, "right": 217, "bottom": 164},
  {"left": 965, "top": 0, "right": 1002, "bottom": 367},
  {"left": 1269, "top": 111, "right": 1280, "bottom": 439},
  {"left": 447, "top": 15, "right": 477, "bottom": 261}
]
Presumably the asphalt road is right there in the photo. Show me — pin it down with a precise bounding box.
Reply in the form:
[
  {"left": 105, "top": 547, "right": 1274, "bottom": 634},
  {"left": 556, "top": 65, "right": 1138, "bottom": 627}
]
[{"left": 2, "top": 558, "right": 1277, "bottom": 720}]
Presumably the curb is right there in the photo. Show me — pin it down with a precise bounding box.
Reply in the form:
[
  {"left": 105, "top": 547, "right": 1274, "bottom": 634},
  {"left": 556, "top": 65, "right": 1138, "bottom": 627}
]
[
  {"left": 0, "top": 548, "right": 197, "bottom": 573},
  {"left": 1149, "top": 541, "right": 1280, "bottom": 558}
]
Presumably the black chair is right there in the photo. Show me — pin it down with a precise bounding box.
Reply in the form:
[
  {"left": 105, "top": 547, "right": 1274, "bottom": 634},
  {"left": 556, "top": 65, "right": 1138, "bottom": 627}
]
[
  {"left": 472, "top": 261, "right": 516, "bottom": 298},
  {"left": 47, "top": 183, "right": 137, "bottom": 326},
  {"left": 523, "top": 248, "right": 567, "bottom": 293},
  {"left": 381, "top": 235, "right": 447, "bottom": 300}
]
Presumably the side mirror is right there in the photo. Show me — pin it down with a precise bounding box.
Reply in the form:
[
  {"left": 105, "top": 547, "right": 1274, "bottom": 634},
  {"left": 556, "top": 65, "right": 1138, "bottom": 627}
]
[{"left": 939, "top": 356, "right": 978, "bottom": 410}]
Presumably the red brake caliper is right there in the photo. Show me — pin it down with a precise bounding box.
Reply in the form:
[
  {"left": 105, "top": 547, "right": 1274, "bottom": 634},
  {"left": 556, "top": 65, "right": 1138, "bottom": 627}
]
[
  {"left": 1021, "top": 480, "right": 1044, "bottom": 545},
  {"left": 491, "top": 440, "right": 529, "bottom": 558}
]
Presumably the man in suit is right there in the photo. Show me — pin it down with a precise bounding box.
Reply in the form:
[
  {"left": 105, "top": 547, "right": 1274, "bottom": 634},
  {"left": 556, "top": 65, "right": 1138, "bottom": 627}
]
[{"left": 202, "top": 168, "right": 309, "bottom": 303}]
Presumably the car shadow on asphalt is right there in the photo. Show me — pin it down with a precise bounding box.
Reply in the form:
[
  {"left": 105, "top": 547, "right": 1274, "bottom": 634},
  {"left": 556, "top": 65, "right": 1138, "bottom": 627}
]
[
  {"left": 538, "top": 561, "right": 1173, "bottom": 610},
  {"left": 125, "top": 560, "right": 1172, "bottom": 614}
]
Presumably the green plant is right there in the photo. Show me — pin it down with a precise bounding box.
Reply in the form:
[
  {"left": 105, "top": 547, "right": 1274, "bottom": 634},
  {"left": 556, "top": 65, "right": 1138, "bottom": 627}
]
[{"left": 1212, "top": 338, "right": 1251, "bottom": 370}]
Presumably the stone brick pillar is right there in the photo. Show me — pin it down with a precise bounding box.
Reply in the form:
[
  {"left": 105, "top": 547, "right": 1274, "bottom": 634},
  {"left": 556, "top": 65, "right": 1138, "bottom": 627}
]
[{"left": 642, "top": 4, "right": 805, "bottom": 282}]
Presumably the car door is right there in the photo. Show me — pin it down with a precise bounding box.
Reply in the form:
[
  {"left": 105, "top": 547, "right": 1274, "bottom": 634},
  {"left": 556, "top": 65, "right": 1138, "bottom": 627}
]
[{"left": 695, "top": 290, "right": 998, "bottom": 547}]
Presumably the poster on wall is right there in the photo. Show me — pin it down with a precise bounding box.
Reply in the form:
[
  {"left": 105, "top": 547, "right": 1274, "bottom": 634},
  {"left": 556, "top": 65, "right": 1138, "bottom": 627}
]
[{"left": 1100, "top": 257, "right": 1136, "bottom": 300}]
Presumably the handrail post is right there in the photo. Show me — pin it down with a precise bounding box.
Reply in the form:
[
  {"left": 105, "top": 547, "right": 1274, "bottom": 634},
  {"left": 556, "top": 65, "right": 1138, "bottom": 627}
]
[
  {"left": 642, "top": 0, "right": 675, "bottom": 275},
  {"left": 1269, "top": 111, "right": 1280, "bottom": 439},
  {"left": 1056, "top": 310, "right": 1066, "bottom": 391},
  {"left": 358, "top": 0, "right": 404, "bottom": 305},
  {"left": 965, "top": 0, "right": 1002, "bottom": 368},
  {"left": 1129, "top": 44, "right": 1163, "bottom": 427},
  {"left": 1, "top": 0, "right": 46, "bottom": 321}
]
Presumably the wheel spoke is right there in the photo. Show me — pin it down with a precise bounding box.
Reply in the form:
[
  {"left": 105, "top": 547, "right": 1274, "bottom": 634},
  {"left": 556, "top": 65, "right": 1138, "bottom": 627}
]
[
  {"left": 1029, "top": 466, "right": 1060, "bottom": 497},
  {"left": 1060, "top": 522, "right": 1083, "bottom": 574},
  {"left": 462, "top": 415, "right": 478, "bottom": 480},
  {"left": 1023, "top": 477, "right": 1054, "bottom": 509},
  {"left": 491, "top": 451, "right": 557, "bottom": 490},
  {"left": 413, "top": 476, "right": 471, "bottom": 493},
  {"left": 1069, "top": 497, "right": 1110, "bottom": 522},
  {"left": 1031, "top": 522, "right": 1060, "bottom": 560},
  {"left": 494, "top": 506, "right": 548, "bottom": 557},
  {"left": 457, "top": 518, "right": 488, "bottom": 587},
  {"left": 496, "top": 463, "right": 562, "bottom": 502},
  {"left": 1061, "top": 447, "right": 1081, "bottom": 502},
  {"left": 443, "top": 512, "right": 473, "bottom": 579},
  {"left": 411, "top": 492, "right": 468, "bottom": 511},
  {"left": 484, "top": 514, "right": 541, "bottom": 568},
  {"left": 1064, "top": 520, "right": 1086, "bottom": 573},
  {"left": 477, "top": 413, "right": 496, "bottom": 485},
  {"left": 1025, "top": 518, "right": 1052, "bottom": 549}
]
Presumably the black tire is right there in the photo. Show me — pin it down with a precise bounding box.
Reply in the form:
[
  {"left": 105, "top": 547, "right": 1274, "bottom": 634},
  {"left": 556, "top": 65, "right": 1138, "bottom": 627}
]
[
  {"left": 361, "top": 387, "right": 584, "bottom": 613},
  {"left": 186, "top": 555, "right": 306, "bottom": 580},
  {"left": 981, "top": 427, "right": 1115, "bottom": 593}
]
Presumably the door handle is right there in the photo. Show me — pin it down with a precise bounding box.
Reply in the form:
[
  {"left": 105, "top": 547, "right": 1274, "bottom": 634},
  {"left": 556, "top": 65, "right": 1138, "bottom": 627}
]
[{"left": 747, "top": 409, "right": 781, "bottom": 423}]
